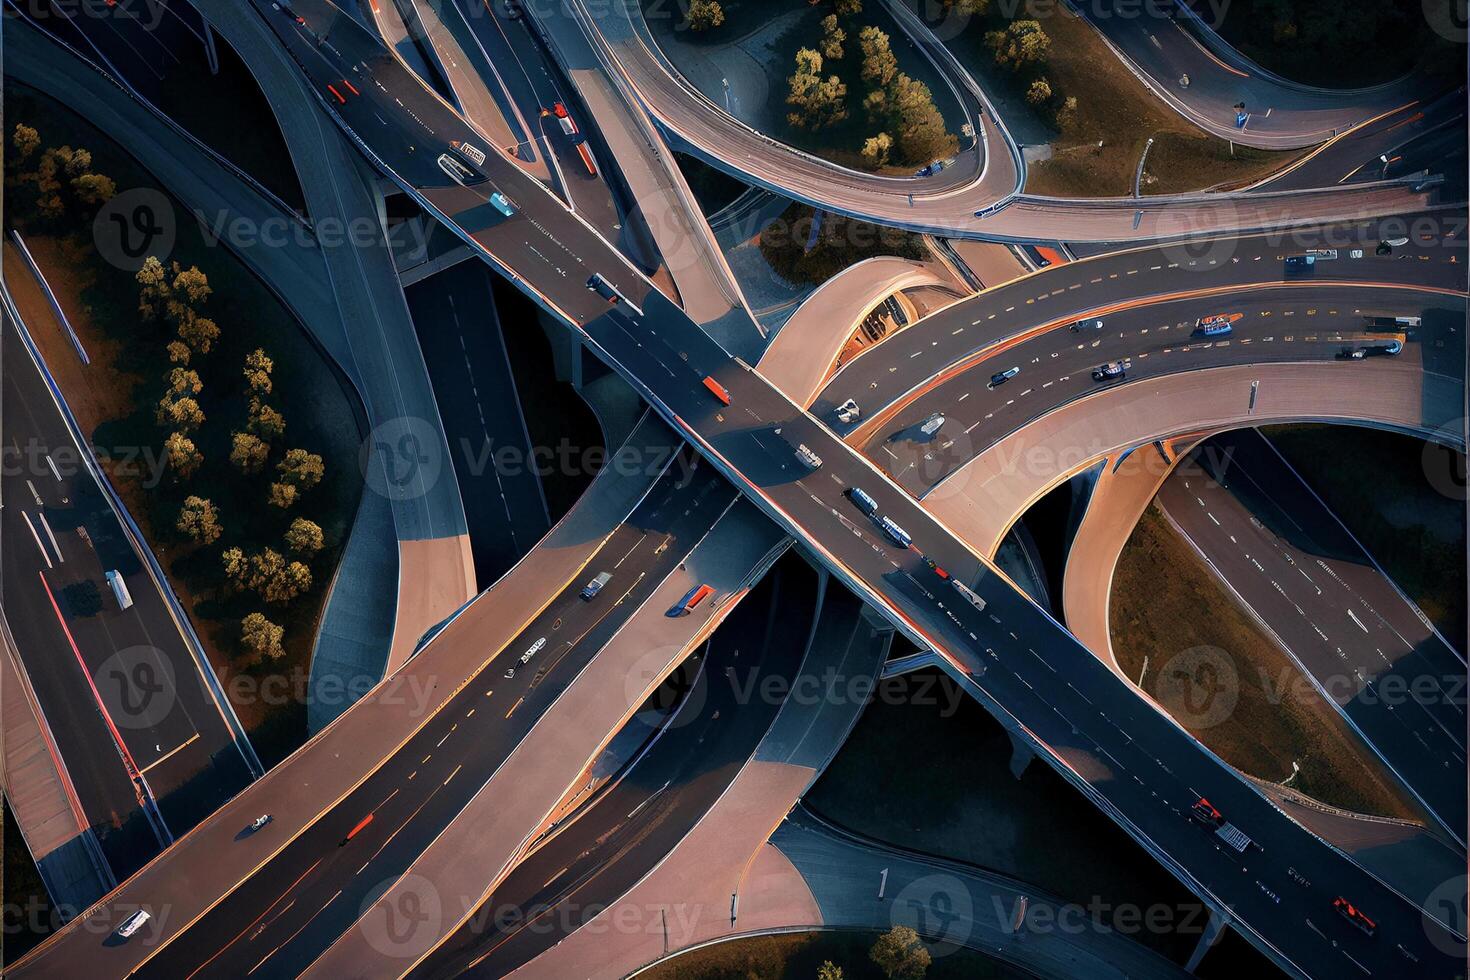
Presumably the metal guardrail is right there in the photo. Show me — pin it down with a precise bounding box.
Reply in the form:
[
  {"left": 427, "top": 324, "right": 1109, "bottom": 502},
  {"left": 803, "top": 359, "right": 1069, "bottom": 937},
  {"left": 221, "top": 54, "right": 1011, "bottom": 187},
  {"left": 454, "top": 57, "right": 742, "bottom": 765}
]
[
  {"left": 10, "top": 232, "right": 90, "bottom": 364},
  {"left": 0, "top": 284, "right": 265, "bottom": 782}
]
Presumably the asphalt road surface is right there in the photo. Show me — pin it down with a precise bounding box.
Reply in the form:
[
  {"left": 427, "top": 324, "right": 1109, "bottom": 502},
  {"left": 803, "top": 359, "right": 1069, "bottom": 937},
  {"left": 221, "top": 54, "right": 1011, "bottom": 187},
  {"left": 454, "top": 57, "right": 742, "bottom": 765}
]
[
  {"left": 858, "top": 286, "right": 1463, "bottom": 495},
  {"left": 414, "top": 554, "right": 817, "bottom": 978},
  {"left": 230, "top": 4, "right": 1470, "bottom": 973},
  {"left": 1, "top": 317, "right": 253, "bottom": 878},
  {"left": 19, "top": 3, "right": 1462, "bottom": 977},
  {"left": 1157, "top": 428, "right": 1466, "bottom": 838},
  {"left": 130, "top": 456, "right": 736, "bottom": 977}
]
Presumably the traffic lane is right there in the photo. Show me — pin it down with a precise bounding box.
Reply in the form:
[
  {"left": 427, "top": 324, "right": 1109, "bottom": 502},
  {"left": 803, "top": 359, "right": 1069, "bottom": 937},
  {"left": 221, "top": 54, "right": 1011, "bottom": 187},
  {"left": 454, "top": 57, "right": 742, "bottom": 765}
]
[
  {"left": 254, "top": 0, "right": 650, "bottom": 317},
  {"left": 1262, "top": 90, "right": 1467, "bottom": 192},
  {"left": 449, "top": 0, "right": 623, "bottom": 234},
  {"left": 1158, "top": 469, "right": 1467, "bottom": 833},
  {"left": 590, "top": 300, "right": 1462, "bottom": 975},
  {"left": 405, "top": 261, "right": 551, "bottom": 586},
  {"left": 2, "top": 325, "right": 250, "bottom": 821},
  {"left": 1241, "top": 430, "right": 1466, "bottom": 665},
  {"left": 232, "top": 11, "right": 1461, "bottom": 971},
  {"left": 417, "top": 555, "right": 816, "bottom": 978},
  {"left": 1188, "top": 429, "right": 1466, "bottom": 703},
  {"left": 861, "top": 288, "right": 1457, "bottom": 495},
  {"left": 812, "top": 215, "right": 1465, "bottom": 428},
  {"left": 135, "top": 462, "right": 737, "bottom": 977},
  {"left": 0, "top": 502, "right": 162, "bottom": 879}
]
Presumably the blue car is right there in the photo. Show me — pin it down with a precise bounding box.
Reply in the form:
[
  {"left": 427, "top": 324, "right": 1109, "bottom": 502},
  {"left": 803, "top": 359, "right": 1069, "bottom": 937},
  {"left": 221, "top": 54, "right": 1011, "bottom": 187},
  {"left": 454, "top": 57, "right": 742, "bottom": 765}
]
[{"left": 490, "top": 192, "right": 515, "bottom": 217}]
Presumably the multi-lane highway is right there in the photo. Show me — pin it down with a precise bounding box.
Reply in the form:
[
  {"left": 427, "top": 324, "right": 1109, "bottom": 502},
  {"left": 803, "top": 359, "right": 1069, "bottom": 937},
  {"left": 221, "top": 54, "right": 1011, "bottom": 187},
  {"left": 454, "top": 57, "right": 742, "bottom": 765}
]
[
  {"left": 13, "top": 2, "right": 1464, "bottom": 977},
  {"left": 116, "top": 454, "right": 741, "bottom": 977},
  {"left": 853, "top": 286, "right": 1462, "bottom": 495},
  {"left": 1157, "top": 429, "right": 1466, "bottom": 838},
  {"left": 414, "top": 553, "right": 818, "bottom": 977},
  {"left": 812, "top": 218, "right": 1465, "bottom": 425},
  {"left": 1, "top": 313, "right": 255, "bottom": 879}
]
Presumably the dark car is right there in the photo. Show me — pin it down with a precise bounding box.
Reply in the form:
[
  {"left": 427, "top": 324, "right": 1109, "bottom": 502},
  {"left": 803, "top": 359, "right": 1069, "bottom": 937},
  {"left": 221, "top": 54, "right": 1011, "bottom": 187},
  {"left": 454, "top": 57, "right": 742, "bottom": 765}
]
[
  {"left": 1091, "top": 360, "right": 1128, "bottom": 382},
  {"left": 988, "top": 367, "right": 1020, "bottom": 388}
]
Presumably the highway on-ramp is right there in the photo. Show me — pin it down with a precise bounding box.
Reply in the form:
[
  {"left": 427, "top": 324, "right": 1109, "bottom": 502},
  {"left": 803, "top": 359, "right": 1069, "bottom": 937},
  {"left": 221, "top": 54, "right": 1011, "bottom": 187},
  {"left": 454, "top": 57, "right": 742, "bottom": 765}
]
[{"left": 16, "top": 3, "right": 1464, "bottom": 977}]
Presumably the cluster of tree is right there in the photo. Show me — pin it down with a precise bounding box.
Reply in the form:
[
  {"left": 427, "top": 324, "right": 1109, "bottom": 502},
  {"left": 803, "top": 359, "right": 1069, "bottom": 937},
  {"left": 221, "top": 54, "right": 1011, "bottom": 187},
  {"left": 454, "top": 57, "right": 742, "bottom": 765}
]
[
  {"left": 798, "top": 926, "right": 933, "bottom": 980},
  {"left": 684, "top": 0, "right": 724, "bottom": 31},
  {"left": 7, "top": 125, "right": 117, "bottom": 224},
  {"left": 785, "top": 6, "right": 957, "bottom": 168},
  {"left": 983, "top": 19, "right": 1076, "bottom": 129},
  {"left": 857, "top": 27, "right": 956, "bottom": 166},
  {"left": 133, "top": 258, "right": 329, "bottom": 663},
  {"left": 142, "top": 257, "right": 218, "bottom": 485}
]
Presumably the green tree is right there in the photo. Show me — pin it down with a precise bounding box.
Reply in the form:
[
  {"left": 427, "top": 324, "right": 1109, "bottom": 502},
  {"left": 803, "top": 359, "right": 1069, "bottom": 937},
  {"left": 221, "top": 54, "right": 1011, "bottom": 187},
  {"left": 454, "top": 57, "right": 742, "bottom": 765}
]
[
  {"left": 168, "top": 367, "right": 203, "bottom": 396},
  {"left": 240, "top": 612, "right": 285, "bottom": 660},
  {"left": 268, "top": 482, "right": 298, "bottom": 509},
  {"left": 166, "top": 340, "right": 192, "bottom": 365},
  {"left": 163, "top": 431, "right": 203, "bottom": 479},
  {"left": 820, "top": 14, "right": 846, "bottom": 59},
  {"left": 277, "top": 448, "right": 324, "bottom": 490},
  {"left": 986, "top": 20, "right": 1050, "bottom": 71},
  {"left": 817, "top": 962, "right": 845, "bottom": 980},
  {"left": 862, "top": 132, "right": 893, "bottom": 167},
  {"left": 870, "top": 926, "right": 930, "bottom": 980},
  {"left": 243, "top": 348, "right": 274, "bottom": 395},
  {"left": 685, "top": 0, "right": 724, "bottom": 30},
  {"left": 222, "top": 547, "right": 250, "bottom": 589},
  {"left": 942, "top": 0, "right": 987, "bottom": 13},
  {"left": 156, "top": 393, "right": 205, "bottom": 433},
  {"left": 834, "top": 0, "right": 861, "bottom": 15},
  {"left": 249, "top": 398, "right": 286, "bottom": 441},
  {"left": 11, "top": 124, "right": 40, "bottom": 165},
  {"left": 137, "top": 256, "right": 170, "bottom": 321},
  {"left": 1055, "top": 94, "right": 1079, "bottom": 130},
  {"left": 285, "top": 517, "right": 325, "bottom": 556},
  {"left": 177, "top": 312, "right": 220, "bottom": 355},
  {"left": 887, "top": 74, "right": 957, "bottom": 164},
  {"left": 248, "top": 549, "right": 285, "bottom": 593},
  {"left": 172, "top": 264, "right": 212, "bottom": 306},
  {"left": 786, "top": 49, "right": 848, "bottom": 131},
  {"left": 257, "top": 557, "right": 311, "bottom": 604},
  {"left": 176, "top": 496, "right": 222, "bottom": 544},
  {"left": 230, "top": 432, "right": 270, "bottom": 475},
  {"left": 1026, "top": 77, "right": 1053, "bottom": 106},
  {"left": 71, "top": 172, "right": 116, "bottom": 206},
  {"left": 859, "top": 27, "right": 897, "bottom": 87}
]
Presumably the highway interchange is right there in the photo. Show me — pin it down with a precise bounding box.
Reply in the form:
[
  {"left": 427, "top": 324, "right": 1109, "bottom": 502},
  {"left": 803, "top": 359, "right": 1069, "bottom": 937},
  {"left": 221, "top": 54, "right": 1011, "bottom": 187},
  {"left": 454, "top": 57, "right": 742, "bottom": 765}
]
[{"left": 4, "top": 1, "right": 1466, "bottom": 978}]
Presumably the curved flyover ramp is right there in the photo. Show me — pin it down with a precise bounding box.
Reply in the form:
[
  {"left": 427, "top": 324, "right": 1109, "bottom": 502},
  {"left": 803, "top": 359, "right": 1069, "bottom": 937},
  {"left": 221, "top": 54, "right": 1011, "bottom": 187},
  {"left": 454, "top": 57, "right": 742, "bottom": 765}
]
[
  {"left": 1076, "top": 0, "right": 1428, "bottom": 149},
  {"left": 922, "top": 360, "right": 1465, "bottom": 560},
  {"left": 758, "top": 256, "right": 961, "bottom": 406},
  {"left": 564, "top": 0, "right": 1433, "bottom": 239}
]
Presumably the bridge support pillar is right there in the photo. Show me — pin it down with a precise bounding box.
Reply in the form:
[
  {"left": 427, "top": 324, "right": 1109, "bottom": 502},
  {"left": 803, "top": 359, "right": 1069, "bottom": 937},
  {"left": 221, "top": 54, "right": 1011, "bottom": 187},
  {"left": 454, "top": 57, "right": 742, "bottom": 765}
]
[
  {"left": 1185, "top": 911, "right": 1227, "bottom": 973},
  {"left": 1006, "top": 729, "right": 1034, "bottom": 779}
]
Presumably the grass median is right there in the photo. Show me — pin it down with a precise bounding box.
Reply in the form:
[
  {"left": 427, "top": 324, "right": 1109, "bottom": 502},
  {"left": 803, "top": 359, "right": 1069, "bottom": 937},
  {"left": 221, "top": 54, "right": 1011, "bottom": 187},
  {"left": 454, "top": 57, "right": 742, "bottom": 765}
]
[{"left": 1110, "top": 503, "right": 1422, "bottom": 821}]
